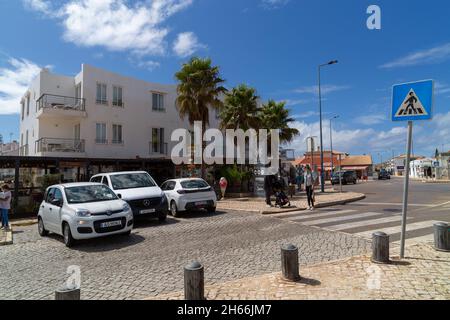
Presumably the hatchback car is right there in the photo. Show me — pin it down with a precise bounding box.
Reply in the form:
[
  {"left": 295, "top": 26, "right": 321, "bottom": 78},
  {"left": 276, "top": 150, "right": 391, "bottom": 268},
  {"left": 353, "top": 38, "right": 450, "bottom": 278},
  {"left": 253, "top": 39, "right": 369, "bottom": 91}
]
[
  {"left": 37, "top": 183, "right": 133, "bottom": 247},
  {"left": 331, "top": 171, "right": 357, "bottom": 185},
  {"left": 161, "top": 178, "right": 217, "bottom": 217},
  {"left": 90, "top": 171, "right": 168, "bottom": 221}
]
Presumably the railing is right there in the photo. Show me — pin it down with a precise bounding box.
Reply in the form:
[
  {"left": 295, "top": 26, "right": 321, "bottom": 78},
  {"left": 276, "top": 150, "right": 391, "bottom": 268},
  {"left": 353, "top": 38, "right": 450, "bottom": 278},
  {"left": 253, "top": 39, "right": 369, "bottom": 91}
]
[
  {"left": 149, "top": 142, "right": 168, "bottom": 156},
  {"left": 36, "top": 138, "right": 85, "bottom": 153},
  {"left": 37, "top": 94, "right": 86, "bottom": 112},
  {"left": 19, "top": 145, "right": 29, "bottom": 156}
]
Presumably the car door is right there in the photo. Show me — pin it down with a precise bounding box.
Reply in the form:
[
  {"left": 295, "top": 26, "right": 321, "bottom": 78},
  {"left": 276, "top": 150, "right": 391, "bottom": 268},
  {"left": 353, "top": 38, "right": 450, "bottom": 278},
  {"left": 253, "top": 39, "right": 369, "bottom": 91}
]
[
  {"left": 40, "top": 188, "right": 55, "bottom": 231},
  {"left": 162, "top": 181, "right": 176, "bottom": 206},
  {"left": 47, "top": 187, "right": 64, "bottom": 234}
]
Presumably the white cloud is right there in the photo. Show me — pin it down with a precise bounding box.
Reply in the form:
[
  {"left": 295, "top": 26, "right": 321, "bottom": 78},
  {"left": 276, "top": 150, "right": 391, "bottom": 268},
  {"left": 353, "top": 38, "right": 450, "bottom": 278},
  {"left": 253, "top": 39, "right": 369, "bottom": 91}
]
[
  {"left": 355, "top": 114, "right": 386, "bottom": 125},
  {"left": 0, "top": 58, "right": 44, "bottom": 114},
  {"left": 380, "top": 43, "right": 450, "bottom": 69},
  {"left": 294, "top": 84, "right": 350, "bottom": 95},
  {"left": 24, "top": 0, "right": 200, "bottom": 60},
  {"left": 173, "top": 32, "right": 205, "bottom": 58},
  {"left": 261, "top": 0, "right": 290, "bottom": 9}
]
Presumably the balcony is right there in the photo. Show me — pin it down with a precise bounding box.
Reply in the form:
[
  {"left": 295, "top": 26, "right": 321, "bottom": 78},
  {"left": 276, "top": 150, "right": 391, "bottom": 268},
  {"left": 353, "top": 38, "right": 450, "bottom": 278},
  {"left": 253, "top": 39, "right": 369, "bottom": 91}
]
[
  {"left": 37, "top": 94, "right": 87, "bottom": 119},
  {"left": 149, "top": 142, "right": 168, "bottom": 157},
  {"left": 36, "top": 138, "right": 85, "bottom": 155}
]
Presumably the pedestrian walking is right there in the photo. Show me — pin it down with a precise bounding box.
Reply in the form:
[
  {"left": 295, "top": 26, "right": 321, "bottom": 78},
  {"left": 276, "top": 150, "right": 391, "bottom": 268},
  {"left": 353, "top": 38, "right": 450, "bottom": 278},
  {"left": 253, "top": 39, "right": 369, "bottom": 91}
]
[
  {"left": 304, "top": 165, "right": 315, "bottom": 210},
  {"left": 0, "top": 184, "right": 12, "bottom": 230},
  {"left": 264, "top": 174, "right": 275, "bottom": 207}
]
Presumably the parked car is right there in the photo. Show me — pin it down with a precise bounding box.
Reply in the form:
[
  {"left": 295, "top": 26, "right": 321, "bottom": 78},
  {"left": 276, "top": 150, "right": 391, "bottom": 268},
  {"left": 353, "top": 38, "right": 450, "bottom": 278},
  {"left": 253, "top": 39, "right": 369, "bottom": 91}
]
[
  {"left": 37, "top": 183, "right": 133, "bottom": 247},
  {"left": 331, "top": 171, "right": 357, "bottom": 185},
  {"left": 378, "top": 169, "right": 391, "bottom": 180},
  {"left": 90, "top": 171, "right": 168, "bottom": 221},
  {"left": 161, "top": 178, "right": 217, "bottom": 217}
]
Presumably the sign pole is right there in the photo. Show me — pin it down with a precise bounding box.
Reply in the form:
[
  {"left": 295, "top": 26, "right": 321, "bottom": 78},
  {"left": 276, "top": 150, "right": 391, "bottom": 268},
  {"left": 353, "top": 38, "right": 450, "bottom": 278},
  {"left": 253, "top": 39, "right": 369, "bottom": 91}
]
[{"left": 400, "top": 120, "right": 413, "bottom": 258}]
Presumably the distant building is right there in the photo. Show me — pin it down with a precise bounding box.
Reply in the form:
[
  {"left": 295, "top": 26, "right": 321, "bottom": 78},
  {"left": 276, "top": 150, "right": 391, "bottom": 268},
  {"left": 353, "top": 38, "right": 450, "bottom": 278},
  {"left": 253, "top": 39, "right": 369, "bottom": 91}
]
[
  {"left": 340, "top": 155, "right": 373, "bottom": 179},
  {"left": 409, "top": 158, "right": 435, "bottom": 179},
  {"left": 387, "top": 154, "right": 423, "bottom": 176},
  {"left": 0, "top": 140, "right": 19, "bottom": 156}
]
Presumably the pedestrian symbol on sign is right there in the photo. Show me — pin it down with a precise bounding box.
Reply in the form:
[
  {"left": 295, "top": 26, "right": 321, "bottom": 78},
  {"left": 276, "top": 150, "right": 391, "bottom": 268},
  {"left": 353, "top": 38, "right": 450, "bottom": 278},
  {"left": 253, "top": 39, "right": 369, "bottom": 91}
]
[{"left": 395, "top": 89, "right": 428, "bottom": 117}]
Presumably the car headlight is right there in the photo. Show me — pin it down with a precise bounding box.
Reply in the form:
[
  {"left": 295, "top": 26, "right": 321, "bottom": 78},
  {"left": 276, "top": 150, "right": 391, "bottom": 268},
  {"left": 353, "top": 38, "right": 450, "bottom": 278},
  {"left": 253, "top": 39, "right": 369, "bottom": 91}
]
[
  {"left": 75, "top": 209, "right": 91, "bottom": 217},
  {"left": 122, "top": 203, "right": 131, "bottom": 212}
]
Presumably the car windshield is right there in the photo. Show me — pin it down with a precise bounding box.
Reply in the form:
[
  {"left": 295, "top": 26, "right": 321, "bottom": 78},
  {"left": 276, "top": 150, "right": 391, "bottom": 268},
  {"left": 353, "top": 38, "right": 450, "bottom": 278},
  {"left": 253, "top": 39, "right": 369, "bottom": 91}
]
[
  {"left": 180, "top": 180, "right": 209, "bottom": 189},
  {"left": 110, "top": 173, "right": 156, "bottom": 190},
  {"left": 332, "top": 172, "right": 344, "bottom": 177},
  {"left": 65, "top": 185, "right": 118, "bottom": 204}
]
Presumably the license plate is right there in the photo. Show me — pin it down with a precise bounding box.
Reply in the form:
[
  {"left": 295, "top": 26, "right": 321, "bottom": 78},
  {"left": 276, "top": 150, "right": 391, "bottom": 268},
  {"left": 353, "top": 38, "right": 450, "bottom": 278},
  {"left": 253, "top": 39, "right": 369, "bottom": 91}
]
[
  {"left": 140, "top": 209, "right": 156, "bottom": 214},
  {"left": 100, "top": 221, "right": 122, "bottom": 228},
  {"left": 195, "top": 201, "right": 207, "bottom": 206}
]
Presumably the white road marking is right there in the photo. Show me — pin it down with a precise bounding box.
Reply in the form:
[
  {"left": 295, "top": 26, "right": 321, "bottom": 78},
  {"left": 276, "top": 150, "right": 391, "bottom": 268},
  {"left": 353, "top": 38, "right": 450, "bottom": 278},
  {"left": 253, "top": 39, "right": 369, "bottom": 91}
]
[
  {"left": 329, "top": 216, "right": 406, "bottom": 231},
  {"left": 356, "top": 202, "right": 434, "bottom": 207},
  {"left": 282, "top": 209, "right": 356, "bottom": 221},
  {"left": 354, "top": 220, "right": 438, "bottom": 238},
  {"left": 302, "top": 212, "right": 383, "bottom": 226}
]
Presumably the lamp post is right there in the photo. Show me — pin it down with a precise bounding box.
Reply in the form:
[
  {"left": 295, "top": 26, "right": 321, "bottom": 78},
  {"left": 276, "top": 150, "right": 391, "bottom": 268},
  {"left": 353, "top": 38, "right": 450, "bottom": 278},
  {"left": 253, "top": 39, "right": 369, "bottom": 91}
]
[
  {"left": 318, "top": 60, "right": 338, "bottom": 193},
  {"left": 329, "top": 115, "right": 339, "bottom": 175}
]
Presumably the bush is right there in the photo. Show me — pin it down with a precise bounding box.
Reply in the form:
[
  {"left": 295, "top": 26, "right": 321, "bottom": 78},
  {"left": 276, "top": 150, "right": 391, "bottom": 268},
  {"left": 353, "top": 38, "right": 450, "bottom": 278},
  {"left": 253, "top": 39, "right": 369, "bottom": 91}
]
[{"left": 36, "top": 174, "right": 61, "bottom": 190}]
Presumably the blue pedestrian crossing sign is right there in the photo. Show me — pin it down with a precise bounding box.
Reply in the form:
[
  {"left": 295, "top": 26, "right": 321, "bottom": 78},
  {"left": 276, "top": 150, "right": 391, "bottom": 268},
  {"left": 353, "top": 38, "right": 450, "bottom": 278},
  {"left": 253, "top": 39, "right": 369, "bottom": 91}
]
[{"left": 392, "top": 80, "right": 434, "bottom": 121}]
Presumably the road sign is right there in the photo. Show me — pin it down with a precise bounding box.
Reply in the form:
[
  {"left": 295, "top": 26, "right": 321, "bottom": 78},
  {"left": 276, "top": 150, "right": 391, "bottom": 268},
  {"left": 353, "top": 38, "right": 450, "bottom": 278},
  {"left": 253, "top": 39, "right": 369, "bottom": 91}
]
[{"left": 392, "top": 80, "right": 434, "bottom": 121}]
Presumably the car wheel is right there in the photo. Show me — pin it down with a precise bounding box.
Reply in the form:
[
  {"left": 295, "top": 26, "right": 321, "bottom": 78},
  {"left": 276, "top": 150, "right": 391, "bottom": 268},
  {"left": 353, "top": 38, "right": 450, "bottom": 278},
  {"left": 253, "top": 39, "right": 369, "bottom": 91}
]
[
  {"left": 38, "top": 217, "right": 49, "bottom": 237},
  {"left": 158, "top": 211, "right": 167, "bottom": 222},
  {"left": 170, "top": 201, "right": 179, "bottom": 218},
  {"left": 63, "top": 223, "right": 75, "bottom": 248},
  {"left": 207, "top": 206, "right": 216, "bottom": 214}
]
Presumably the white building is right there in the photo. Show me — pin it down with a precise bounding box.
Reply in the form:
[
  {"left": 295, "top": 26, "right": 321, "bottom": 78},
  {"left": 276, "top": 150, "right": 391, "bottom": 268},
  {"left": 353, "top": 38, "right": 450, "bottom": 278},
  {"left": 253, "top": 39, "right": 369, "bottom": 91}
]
[
  {"left": 409, "top": 158, "right": 435, "bottom": 179},
  {"left": 19, "top": 64, "right": 219, "bottom": 160}
]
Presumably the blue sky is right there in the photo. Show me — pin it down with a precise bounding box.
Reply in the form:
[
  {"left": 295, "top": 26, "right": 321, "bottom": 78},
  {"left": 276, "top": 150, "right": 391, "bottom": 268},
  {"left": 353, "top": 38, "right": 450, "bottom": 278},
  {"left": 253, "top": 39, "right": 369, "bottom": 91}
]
[{"left": 0, "top": 0, "right": 449, "bottom": 161}]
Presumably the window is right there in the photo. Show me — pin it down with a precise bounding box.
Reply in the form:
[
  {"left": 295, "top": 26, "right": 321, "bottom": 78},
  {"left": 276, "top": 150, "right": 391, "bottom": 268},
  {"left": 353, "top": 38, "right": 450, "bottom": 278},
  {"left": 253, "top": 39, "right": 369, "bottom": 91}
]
[
  {"left": 152, "top": 93, "right": 164, "bottom": 111},
  {"left": 95, "top": 123, "right": 107, "bottom": 144},
  {"left": 113, "top": 86, "right": 123, "bottom": 107},
  {"left": 45, "top": 188, "right": 55, "bottom": 203},
  {"left": 74, "top": 124, "right": 80, "bottom": 141},
  {"left": 151, "top": 128, "right": 165, "bottom": 154},
  {"left": 52, "top": 189, "right": 64, "bottom": 207},
  {"left": 101, "top": 176, "right": 110, "bottom": 187},
  {"left": 26, "top": 96, "right": 30, "bottom": 116},
  {"left": 90, "top": 176, "right": 102, "bottom": 183},
  {"left": 21, "top": 102, "right": 25, "bottom": 120},
  {"left": 112, "top": 124, "right": 123, "bottom": 144},
  {"left": 96, "top": 83, "right": 107, "bottom": 104}
]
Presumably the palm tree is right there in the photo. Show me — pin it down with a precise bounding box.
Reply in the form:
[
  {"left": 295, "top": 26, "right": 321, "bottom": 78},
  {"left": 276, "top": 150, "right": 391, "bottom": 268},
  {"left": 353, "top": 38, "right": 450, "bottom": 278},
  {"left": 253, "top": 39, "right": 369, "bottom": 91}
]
[
  {"left": 175, "top": 57, "right": 227, "bottom": 178},
  {"left": 219, "top": 84, "right": 260, "bottom": 131},
  {"left": 260, "top": 99, "right": 299, "bottom": 144}
]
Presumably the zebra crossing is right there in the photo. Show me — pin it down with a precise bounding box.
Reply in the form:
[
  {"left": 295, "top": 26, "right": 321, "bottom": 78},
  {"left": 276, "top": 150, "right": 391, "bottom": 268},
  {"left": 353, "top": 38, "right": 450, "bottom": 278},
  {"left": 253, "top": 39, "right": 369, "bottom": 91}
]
[{"left": 277, "top": 208, "right": 437, "bottom": 245}]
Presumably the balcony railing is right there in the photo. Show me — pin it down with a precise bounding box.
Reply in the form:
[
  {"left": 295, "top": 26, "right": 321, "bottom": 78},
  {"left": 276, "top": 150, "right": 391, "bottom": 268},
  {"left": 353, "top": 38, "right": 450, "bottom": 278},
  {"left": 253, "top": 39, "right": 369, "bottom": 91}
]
[
  {"left": 37, "top": 94, "right": 86, "bottom": 112},
  {"left": 36, "top": 138, "right": 85, "bottom": 153},
  {"left": 149, "top": 142, "right": 168, "bottom": 156}
]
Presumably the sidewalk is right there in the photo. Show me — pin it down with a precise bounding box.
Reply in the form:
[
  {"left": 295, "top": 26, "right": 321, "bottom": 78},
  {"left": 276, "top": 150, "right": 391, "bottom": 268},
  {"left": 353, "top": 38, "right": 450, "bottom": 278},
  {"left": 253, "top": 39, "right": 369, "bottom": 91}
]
[
  {"left": 149, "top": 243, "right": 449, "bottom": 300},
  {"left": 0, "top": 228, "right": 13, "bottom": 246},
  {"left": 216, "top": 191, "right": 365, "bottom": 214}
]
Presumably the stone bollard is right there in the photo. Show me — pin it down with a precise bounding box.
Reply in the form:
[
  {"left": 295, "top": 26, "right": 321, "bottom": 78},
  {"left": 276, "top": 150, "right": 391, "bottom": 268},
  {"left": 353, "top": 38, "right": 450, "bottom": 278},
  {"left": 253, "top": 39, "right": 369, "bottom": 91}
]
[
  {"left": 55, "top": 286, "right": 81, "bottom": 300},
  {"left": 372, "top": 232, "right": 390, "bottom": 263},
  {"left": 281, "top": 244, "right": 300, "bottom": 281},
  {"left": 434, "top": 222, "right": 450, "bottom": 252},
  {"left": 184, "top": 261, "right": 204, "bottom": 300}
]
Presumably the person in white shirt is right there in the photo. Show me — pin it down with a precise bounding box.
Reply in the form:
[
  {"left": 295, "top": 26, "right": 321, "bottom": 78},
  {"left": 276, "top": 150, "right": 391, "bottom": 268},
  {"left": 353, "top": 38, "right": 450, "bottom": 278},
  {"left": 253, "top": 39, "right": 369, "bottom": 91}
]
[{"left": 0, "top": 184, "right": 12, "bottom": 230}]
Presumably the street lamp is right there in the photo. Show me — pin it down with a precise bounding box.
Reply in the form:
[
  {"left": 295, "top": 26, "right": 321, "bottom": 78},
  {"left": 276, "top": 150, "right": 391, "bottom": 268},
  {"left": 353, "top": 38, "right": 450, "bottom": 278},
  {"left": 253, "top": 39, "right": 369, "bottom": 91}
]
[
  {"left": 329, "top": 115, "right": 339, "bottom": 175},
  {"left": 318, "top": 60, "right": 338, "bottom": 192}
]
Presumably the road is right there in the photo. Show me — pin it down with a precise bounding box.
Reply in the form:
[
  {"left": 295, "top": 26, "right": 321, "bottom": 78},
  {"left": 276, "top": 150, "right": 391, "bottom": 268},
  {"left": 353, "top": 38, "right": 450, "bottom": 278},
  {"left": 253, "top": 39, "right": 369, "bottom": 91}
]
[{"left": 276, "top": 177, "right": 450, "bottom": 244}]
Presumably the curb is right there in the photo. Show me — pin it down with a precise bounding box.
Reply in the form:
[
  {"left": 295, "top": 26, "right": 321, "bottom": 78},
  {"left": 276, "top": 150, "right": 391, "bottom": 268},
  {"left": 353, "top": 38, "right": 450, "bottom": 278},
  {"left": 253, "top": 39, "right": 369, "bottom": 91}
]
[
  {"left": 11, "top": 219, "right": 38, "bottom": 227},
  {"left": 217, "top": 194, "right": 366, "bottom": 215}
]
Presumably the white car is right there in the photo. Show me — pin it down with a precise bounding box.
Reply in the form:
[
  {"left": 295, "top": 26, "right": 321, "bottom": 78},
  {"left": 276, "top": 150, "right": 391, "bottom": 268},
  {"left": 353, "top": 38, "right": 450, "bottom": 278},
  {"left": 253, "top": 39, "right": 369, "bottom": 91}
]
[
  {"left": 161, "top": 178, "right": 217, "bottom": 217},
  {"left": 90, "top": 171, "right": 168, "bottom": 221},
  {"left": 37, "top": 182, "right": 134, "bottom": 247}
]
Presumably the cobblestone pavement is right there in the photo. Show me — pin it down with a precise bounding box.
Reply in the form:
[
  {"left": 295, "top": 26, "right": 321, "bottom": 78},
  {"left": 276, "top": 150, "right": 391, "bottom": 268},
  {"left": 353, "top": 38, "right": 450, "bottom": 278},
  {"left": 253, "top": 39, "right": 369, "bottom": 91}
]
[
  {"left": 0, "top": 210, "right": 370, "bottom": 300},
  {"left": 217, "top": 191, "right": 365, "bottom": 214},
  {"left": 151, "top": 243, "right": 450, "bottom": 300}
]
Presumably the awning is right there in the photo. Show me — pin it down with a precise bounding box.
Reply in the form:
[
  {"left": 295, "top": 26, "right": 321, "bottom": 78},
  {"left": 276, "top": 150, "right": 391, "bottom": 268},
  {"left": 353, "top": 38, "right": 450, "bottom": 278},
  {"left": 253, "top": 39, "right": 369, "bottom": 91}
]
[{"left": 341, "top": 166, "right": 369, "bottom": 171}]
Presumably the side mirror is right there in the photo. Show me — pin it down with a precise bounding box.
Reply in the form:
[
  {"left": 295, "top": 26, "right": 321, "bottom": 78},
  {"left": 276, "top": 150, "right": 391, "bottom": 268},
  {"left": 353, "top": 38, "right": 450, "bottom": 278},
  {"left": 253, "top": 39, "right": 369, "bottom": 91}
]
[
  {"left": 117, "top": 194, "right": 122, "bottom": 199},
  {"left": 51, "top": 198, "right": 62, "bottom": 207}
]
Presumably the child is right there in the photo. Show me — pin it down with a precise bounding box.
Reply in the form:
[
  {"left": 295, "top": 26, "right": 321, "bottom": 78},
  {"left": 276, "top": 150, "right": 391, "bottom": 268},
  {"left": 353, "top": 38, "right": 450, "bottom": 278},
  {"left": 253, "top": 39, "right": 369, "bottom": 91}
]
[{"left": 0, "top": 184, "right": 12, "bottom": 230}]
